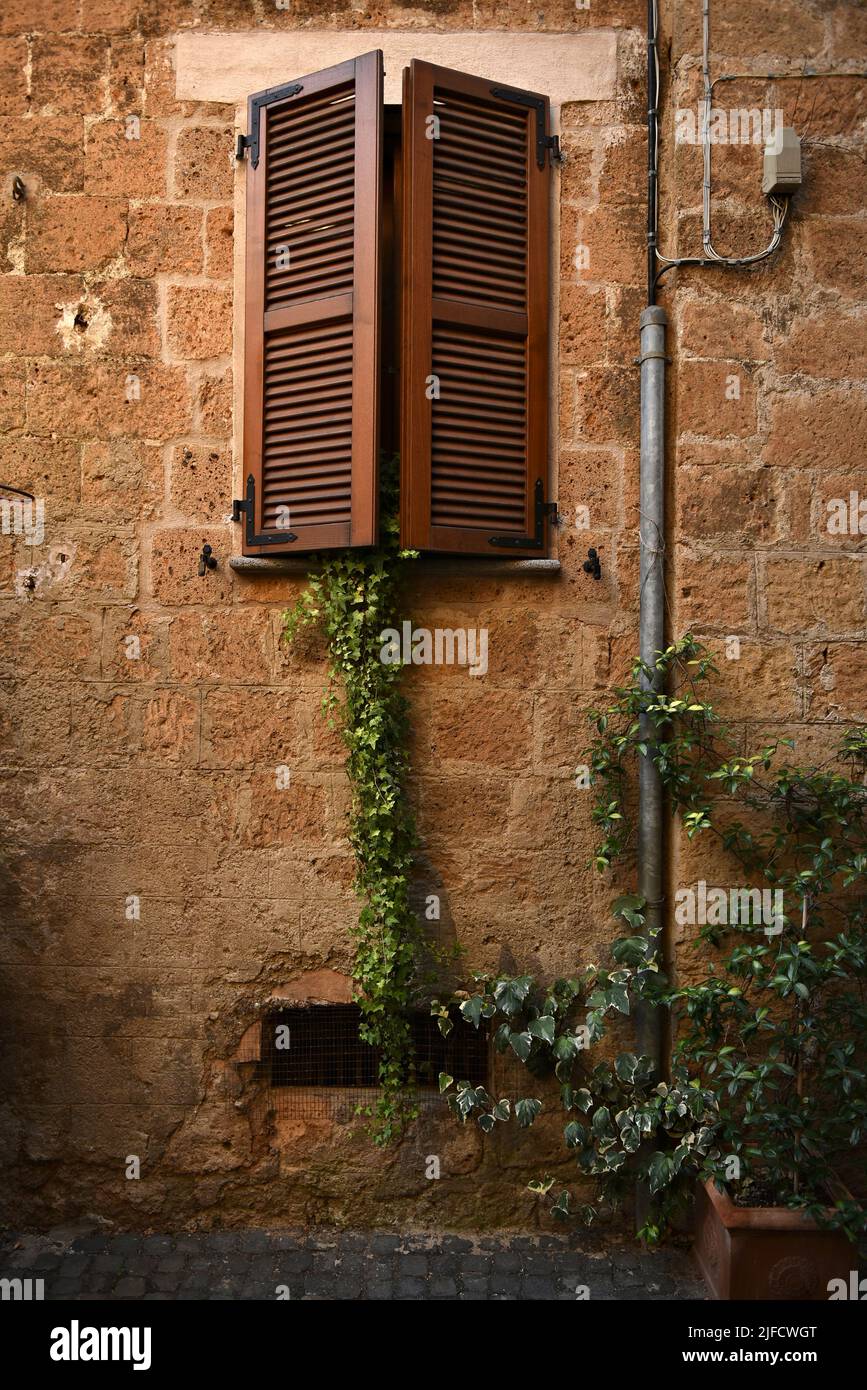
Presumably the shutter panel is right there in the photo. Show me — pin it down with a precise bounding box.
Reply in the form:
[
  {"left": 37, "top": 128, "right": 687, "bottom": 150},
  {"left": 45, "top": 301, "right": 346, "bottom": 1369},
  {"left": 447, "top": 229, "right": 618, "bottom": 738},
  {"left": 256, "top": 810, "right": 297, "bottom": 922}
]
[
  {"left": 400, "top": 61, "right": 552, "bottom": 556},
  {"left": 240, "top": 51, "right": 382, "bottom": 554}
]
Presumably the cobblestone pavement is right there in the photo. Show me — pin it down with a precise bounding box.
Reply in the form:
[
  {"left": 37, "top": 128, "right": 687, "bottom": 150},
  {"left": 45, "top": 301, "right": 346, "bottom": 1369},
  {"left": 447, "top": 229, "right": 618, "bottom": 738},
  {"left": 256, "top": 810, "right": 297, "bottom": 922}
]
[{"left": 1, "top": 1228, "right": 707, "bottom": 1301}]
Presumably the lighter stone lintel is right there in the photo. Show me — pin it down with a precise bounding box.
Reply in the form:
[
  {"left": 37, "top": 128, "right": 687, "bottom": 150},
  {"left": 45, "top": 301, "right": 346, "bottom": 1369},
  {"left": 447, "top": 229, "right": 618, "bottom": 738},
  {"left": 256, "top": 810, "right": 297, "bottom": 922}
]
[{"left": 175, "top": 29, "right": 618, "bottom": 115}]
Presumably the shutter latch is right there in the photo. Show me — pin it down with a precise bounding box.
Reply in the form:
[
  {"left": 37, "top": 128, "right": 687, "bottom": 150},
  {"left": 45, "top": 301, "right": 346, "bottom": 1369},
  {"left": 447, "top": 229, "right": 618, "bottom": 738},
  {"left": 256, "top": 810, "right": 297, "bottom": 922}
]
[{"left": 488, "top": 480, "right": 558, "bottom": 550}]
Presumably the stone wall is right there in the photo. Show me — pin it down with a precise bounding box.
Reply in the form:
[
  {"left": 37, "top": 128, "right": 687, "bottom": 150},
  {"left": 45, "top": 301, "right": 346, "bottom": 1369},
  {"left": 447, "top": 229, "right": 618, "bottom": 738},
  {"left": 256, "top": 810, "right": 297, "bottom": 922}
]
[{"left": 0, "top": 0, "right": 864, "bottom": 1232}]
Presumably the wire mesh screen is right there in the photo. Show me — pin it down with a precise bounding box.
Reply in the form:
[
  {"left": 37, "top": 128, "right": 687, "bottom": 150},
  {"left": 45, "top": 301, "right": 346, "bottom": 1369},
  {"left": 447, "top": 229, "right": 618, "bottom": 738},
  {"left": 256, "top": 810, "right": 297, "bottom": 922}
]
[{"left": 259, "top": 1004, "right": 489, "bottom": 1121}]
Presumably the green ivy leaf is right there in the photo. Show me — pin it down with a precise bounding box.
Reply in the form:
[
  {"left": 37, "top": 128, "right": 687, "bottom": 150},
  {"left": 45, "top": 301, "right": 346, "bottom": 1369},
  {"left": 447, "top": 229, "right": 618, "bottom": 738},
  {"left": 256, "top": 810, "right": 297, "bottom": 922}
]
[
  {"left": 494, "top": 976, "right": 533, "bottom": 1016},
  {"left": 515, "top": 1098, "right": 542, "bottom": 1128},
  {"left": 508, "top": 1030, "right": 533, "bottom": 1063},
  {"left": 527, "top": 1015, "right": 555, "bottom": 1044},
  {"left": 460, "top": 996, "right": 484, "bottom": 1029}
]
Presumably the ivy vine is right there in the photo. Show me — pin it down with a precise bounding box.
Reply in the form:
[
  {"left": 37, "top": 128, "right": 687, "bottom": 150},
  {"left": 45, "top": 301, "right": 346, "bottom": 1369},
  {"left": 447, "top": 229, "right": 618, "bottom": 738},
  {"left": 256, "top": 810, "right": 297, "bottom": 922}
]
[
  {"left": 283, "top": 460, "right": 423, "bottom": 1144},
  {"left": 437, "top": 636, "right": 867, "bottom": 1245}
]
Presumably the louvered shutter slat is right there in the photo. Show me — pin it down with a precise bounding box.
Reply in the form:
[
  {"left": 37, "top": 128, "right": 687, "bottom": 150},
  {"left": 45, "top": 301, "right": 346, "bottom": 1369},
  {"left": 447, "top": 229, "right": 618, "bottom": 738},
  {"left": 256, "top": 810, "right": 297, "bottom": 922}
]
[
  {"left": 401, "top": 61, "right": 551, "bottom": 555},
  {"left": 241, "top": 52, "right": 382, "bottom": 553}
]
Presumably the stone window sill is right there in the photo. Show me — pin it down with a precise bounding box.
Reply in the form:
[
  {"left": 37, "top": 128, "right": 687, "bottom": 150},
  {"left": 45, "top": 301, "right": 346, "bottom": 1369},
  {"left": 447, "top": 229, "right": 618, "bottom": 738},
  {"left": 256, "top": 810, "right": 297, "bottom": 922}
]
[{"left": 230, "top": 556, "right": 561, "bottom": 578}]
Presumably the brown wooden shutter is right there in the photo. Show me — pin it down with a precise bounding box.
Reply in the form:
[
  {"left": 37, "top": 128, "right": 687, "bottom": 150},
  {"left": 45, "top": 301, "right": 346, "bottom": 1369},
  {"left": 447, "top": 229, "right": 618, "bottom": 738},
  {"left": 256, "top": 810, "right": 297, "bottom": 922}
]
[
  {"left": 400, "top": 61, "right": 552, "bottom": 556},
  {"left": 240, "top": 51, "right": 382, "bottom": 554}
]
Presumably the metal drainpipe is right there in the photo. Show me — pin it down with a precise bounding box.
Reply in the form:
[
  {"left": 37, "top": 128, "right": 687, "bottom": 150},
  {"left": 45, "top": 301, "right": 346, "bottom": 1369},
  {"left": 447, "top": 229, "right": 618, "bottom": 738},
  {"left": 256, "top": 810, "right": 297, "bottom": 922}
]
[
  {"left": 635, "top": 307, "right": 668, "bottom": 1236},
  {"left": 634, "top": 0, "right": 666, "bottom": 1235},
  {"left": 637, "top": 303, "right": 667, "bottom": 1078}
]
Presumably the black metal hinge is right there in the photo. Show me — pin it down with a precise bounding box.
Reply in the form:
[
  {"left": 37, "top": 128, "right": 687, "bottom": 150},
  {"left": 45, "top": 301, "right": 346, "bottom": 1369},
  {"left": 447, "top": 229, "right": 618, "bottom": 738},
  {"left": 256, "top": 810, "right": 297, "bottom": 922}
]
[
  {"left": 489, "top": 480, "right": 558, "bottom": 550},
  {"left": 490, "top": 86, "right": 563, "bottom": 169},
  {"left": 233, "top": 475, "right": 297, "bottom": 546},
  {"left": 235, "top": 81, "right": 304, "bottom": 168}
]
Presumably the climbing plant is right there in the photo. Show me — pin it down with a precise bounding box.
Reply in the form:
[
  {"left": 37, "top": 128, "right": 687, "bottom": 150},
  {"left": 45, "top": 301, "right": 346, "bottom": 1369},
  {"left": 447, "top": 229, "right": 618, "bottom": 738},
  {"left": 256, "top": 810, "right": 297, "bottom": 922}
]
[
  {"left": 438, "top": 636, "right": 867, "bottom": 1244},
  {"left": 283, "top": 459, "right": 422, "bottom": 1144}
]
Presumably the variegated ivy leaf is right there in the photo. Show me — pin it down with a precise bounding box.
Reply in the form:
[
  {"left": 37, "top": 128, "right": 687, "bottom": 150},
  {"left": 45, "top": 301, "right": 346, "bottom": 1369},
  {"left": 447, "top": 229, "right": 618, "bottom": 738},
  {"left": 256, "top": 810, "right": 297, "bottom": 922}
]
[
  {"left": 515, "top": 1098, "right": 542, "bottom": 1128},
  {"left": 527, "top": 1176, "right": 555, "bottom": 1196},
  {"left": 591, "top": 1106, "right": 615, "bottom": 1144},
  {"left": 492, "top": 1099, "right": 511, "bottom": 1122},
  {"left": 438, "top": 1072, "right": 453, "bottom": 1093},
  {"left": 564, "top": 1121, "right": 586, "bottom": 1148},
  {"left": 615, "top": 1053, "right": 640, "bottom": 1084},
  {"left": 460, "top": 996, "right": 484, "bottom": 1029},
  {"left": 493, "top": 975, "right": 533, "bottom": 1016},
  {"left": 508, "top": 1030, "right": 533, "bottom": 1063},
  {"left": 647, "top": 1151, "right": 673, "bottom": 1195},
  {"left": 551, "top": 1191, "right": 571, "bottom": 1220},
  {"left": 527, "top": 1015, "right": 555, "bottom": 1044}
]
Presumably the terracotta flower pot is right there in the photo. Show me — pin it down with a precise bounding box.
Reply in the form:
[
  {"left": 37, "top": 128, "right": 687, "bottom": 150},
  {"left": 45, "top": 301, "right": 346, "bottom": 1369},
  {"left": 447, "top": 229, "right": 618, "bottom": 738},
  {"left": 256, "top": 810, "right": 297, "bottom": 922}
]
[{"left": 692, "top": 1178, "right": 854, "bottom": 1301}]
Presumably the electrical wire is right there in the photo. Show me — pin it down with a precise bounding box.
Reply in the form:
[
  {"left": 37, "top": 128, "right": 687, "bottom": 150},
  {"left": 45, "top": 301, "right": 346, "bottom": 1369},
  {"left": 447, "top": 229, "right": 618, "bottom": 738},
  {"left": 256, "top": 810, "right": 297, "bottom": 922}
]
[{"left": 648, "top": 0, "right": 866, "bottom": 298}]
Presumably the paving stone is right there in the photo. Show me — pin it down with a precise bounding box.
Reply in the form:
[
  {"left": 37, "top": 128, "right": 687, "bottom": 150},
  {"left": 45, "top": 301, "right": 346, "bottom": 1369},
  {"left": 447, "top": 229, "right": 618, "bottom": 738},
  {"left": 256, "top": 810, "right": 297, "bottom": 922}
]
[
  {"left": 336, "top": 1233, "right": 370, "bottom": 1253},
  {"left": 174, "top": 1237, "right": 204, "bottom": 1253},
  {"left": 438, "top": 1236, "right": 473, "bottom": 1253},
  {"left": 274, "top": 1252, "right": 311, "bottom": 1274},
  {"left": 0, "top": 1227, "right": 708, "bottom": 1302},
  {"left": 311, "top": 1251, "right": 340, "bottom": 1273},
  {"left": 72, "top": 1236, "right": 110, "bottom": 1255},
  {"left": 209, "top": 1233, "right": 241, "bottom": 1252},
  {"left": 429, "top": 1277, "right": 458, "bottom": 1298},
  {"left": 331, "top": 1279, "right": 364, "bottom": 1300},
  {"left": 268, "top": 1233, "right": 301, "bottom": 1250},
  {"left": 48, "top": 1277, "right": 81, "bottom": 1299},
  {"left": 239, "top": 1231, "right": 270, "bottom": 1252},
  {"left": 395, "top": 1276, "right": 426, "bottom": 1298},
  {"left": 371, "top": 1234, "right": 400, "bottom": 1254},
  {"left": 490, "top": 1251, "right": 522, "bottom": 1273},
  {"left": 81, "top": 1273, "right": 109, "bottom": 1294},
  {"left": 141, "top": 1237, "right": 175, "bottom": 1256},
  {"left": 365, "top": 1282, "right": 394, "bottom": 1300},
  {"left": 112, "top": 1237, "right": 143, "bottom": 1255},
  {"left": 305, "top": 1234, "right": 338, "bottom": 1251},
  {"left": 521, "top": 1276, "right": 556, "bottom": 1299},
  {"left": 113, "top": 1276, "right": 147, "bottom": 1298},
  {"left": 460, "top": 1277, "right": 491, "bottom": 1299},
  {"left": 303, "top": 1277, "right": 334, "bottom": 1297}
]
